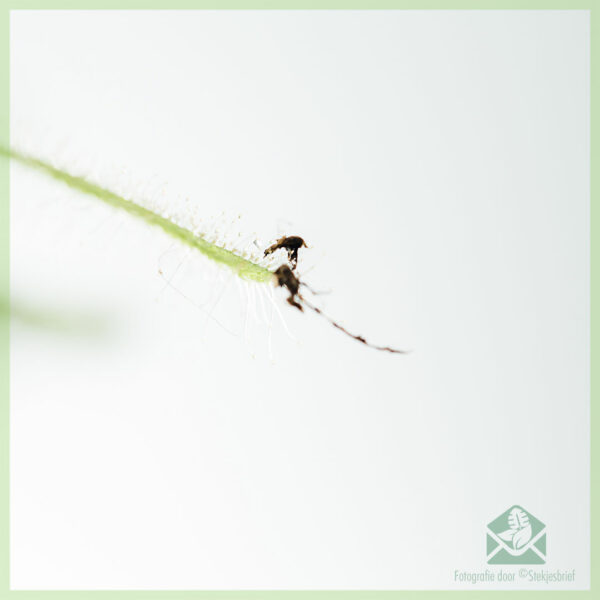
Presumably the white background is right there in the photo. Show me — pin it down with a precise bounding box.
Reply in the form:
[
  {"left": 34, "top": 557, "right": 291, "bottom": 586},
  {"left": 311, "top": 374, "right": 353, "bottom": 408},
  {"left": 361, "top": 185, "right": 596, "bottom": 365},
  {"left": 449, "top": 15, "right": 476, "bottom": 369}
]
[{"left": 10, "top": 10, "right": 589, "bottom": 590}]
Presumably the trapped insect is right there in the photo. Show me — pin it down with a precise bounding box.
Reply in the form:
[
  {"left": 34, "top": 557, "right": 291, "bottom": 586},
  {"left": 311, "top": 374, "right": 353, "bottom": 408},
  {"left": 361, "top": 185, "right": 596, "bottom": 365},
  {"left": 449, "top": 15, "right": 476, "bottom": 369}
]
[
  {"left": 273, "top": 264, "right": 303, "bottom": 311},
  {"left": 264, "top": 235, "right": 307, "bottom": 270}
]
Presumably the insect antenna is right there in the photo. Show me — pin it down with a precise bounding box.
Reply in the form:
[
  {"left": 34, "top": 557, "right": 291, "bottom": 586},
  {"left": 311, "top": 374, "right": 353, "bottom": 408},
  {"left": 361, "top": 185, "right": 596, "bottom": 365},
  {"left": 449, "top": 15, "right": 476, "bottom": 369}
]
[
  {"left": 300, "top": 281, "right": 331, "bottom": 296},
  {"left": 297, "top": 293, "right": 409, "bottom": 355}
]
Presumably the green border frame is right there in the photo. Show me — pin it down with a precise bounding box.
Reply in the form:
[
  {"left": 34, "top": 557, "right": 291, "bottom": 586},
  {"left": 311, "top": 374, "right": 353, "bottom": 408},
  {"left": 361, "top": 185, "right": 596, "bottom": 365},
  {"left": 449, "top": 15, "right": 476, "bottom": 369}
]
[{"left": 0, "top": 1, "right": 595, "bottom": 597}]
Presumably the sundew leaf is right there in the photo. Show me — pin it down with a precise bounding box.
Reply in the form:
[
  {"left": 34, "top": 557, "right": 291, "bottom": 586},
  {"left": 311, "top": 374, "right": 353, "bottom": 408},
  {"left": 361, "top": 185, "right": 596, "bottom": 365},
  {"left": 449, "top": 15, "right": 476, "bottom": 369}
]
[
  {"left": 1, "top": 146, "right": 273, "bottom": 284},
  {"left": 3, "top": 146, "right": 408, "bottom": 354}
]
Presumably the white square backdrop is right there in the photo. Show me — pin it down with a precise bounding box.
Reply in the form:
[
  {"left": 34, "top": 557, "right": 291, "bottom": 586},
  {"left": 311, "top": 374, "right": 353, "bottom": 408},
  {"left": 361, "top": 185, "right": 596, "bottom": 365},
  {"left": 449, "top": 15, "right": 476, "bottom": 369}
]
[{"left": 10, "top": 9, "right": 589, "bottom": 590}]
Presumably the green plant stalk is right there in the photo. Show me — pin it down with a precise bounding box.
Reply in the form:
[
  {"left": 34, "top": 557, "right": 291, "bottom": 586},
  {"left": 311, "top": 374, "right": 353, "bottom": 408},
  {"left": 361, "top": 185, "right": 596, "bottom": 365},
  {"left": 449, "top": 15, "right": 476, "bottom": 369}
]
[{"left": 1, "top": 147, "right": 273, "bottom": 283}]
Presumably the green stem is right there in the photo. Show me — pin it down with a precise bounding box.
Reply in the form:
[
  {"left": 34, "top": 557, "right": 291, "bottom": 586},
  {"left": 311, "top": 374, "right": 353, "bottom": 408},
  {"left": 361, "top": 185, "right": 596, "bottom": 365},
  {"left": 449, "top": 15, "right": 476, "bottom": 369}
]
[{"left": 1, "top": 147, "right": 273, "bottom": 283}]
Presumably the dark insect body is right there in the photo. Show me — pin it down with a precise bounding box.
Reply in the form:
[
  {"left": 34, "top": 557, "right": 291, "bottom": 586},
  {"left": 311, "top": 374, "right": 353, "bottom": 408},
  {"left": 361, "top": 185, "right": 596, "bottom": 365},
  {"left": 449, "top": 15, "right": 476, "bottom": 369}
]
[
  {"left": 264, "top": 236, "right": 307, "bottom": 270},
  {"left": 273, "top": 265, "right": 303, "bottom": 311}
]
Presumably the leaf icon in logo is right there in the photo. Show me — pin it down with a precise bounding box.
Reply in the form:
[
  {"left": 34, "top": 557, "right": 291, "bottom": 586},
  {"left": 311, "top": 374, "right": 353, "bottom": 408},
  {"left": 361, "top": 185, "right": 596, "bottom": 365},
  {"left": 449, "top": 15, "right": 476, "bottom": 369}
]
[
  {"left": 498, "top": 507, "right": 532, "bottom": 550},
  {"left": 513, "top": 524, "right": 533, "bottom": 549},
  {"left": 508, "top": 507, "right": 530, "bottom": 530},
  {"left": 498, "top": 529, "right": 516, "bottom": 542}
]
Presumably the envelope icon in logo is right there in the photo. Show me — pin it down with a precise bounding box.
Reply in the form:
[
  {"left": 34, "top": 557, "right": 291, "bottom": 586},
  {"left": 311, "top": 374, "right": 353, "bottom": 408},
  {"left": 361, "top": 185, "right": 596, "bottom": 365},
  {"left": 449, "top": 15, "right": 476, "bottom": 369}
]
[{"left": 486, "top": 505, "right": 546, "bottom": 564}]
